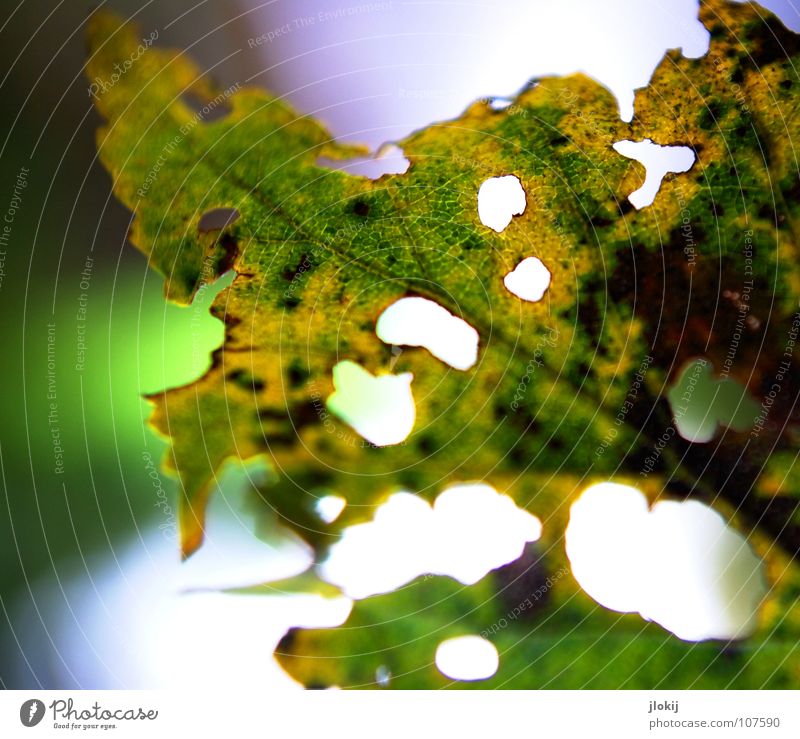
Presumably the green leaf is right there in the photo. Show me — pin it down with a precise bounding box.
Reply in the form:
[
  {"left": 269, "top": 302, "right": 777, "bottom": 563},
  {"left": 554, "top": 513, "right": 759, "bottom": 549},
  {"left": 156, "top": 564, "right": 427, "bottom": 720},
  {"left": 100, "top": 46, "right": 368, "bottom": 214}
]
[
  {"left": 87, "top": 0, "right": 800, "bottom": 688},
  {"left": 276, "top": 571, "right": 800, "bottom": 689},
  {"left": 222, "top": 570, "right": 343, "bottom": 599}
]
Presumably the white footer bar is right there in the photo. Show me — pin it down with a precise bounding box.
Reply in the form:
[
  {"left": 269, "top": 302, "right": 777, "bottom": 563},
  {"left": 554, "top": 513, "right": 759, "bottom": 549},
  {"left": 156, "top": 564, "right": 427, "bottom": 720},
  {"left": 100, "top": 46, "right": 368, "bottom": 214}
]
[{"left": 1, "top": 690, "right": 797, "bottom": 738}]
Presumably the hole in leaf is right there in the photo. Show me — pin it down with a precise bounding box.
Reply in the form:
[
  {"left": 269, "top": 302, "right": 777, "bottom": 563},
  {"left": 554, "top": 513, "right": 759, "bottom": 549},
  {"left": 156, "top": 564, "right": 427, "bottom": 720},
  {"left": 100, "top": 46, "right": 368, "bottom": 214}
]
[
  {"left": 375, "top": 665, "right": 392, "bottom": 687},
  {"left": 326, "top": 360, "right": 415, "bottom": 447},
  {"left": 179, "top": 456, "right": 311, "bottom": 591},
  {"left": 376, "top": 296, "right": 479, "bottom": 370},
  {"left": 140, "top": 269, "right": 235, "bottom": 394},
  {"left": 565, "top": 482, "right": 767, "bottom": 641},
  {"left": 612, "top": 139, "right": 695, "bottom": 208},
  {"left": 503, "top": 257, "right": 551, "bottom": 302},
  {"left": 198, "top": 207, "right": 240, "bottom": 233},
  {"left": 435, "top": 636, "right": 498, "bottom": 681},
  {"left": 315, "top": 495, "right": 346, "bottom": 524},
  {"left": 477, "top": 174, "right": 526, "bottom": 232},
  {"left": 667, "top": 358, "right": 760, "bottom": 443},
  {"left": 488, "top": 97, "right": 513, "bottom": 111},
  {"left": 321, "top": 484, "right": 542, "bottom": 599},
  {"left": 317, "top": 144, "right": 410, "bottom": 179}
]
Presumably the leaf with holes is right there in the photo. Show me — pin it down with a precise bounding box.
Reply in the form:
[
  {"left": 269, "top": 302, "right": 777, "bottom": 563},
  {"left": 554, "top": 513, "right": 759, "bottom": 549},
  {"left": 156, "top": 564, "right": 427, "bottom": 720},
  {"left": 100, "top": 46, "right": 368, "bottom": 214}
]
[{"left": 88, "top": 0, "right": 800, "bottom": 688}]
